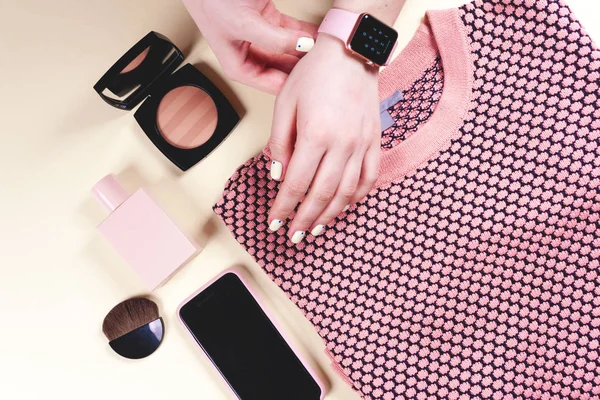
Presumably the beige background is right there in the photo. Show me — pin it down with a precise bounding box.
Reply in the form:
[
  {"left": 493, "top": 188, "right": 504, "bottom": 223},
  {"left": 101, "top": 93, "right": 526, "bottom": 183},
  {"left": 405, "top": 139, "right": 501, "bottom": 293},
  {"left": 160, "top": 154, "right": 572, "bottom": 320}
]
[{"left": 0, "top": 0, "right": 598, "bottom": 399}]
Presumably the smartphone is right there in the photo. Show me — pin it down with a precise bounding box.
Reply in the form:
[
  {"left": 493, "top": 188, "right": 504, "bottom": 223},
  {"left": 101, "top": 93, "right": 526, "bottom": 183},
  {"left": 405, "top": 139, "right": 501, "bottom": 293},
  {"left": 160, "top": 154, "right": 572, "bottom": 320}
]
[{"left": 178, "top": 271, "right": 324, "bottom": 400}]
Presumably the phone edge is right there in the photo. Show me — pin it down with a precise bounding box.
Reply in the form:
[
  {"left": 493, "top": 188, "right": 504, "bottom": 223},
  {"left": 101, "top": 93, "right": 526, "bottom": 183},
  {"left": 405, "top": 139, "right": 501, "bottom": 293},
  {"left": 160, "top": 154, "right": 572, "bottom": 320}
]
[{"left": 176, "top": 267, "right": 328, "bottom": 400}]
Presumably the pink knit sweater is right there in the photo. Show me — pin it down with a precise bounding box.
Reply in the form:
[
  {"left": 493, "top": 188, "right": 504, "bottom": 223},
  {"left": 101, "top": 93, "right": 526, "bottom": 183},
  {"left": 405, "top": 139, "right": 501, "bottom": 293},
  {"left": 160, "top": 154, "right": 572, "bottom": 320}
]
[{"left": 215, "top": 0, "right": 600, "bottom": 398}]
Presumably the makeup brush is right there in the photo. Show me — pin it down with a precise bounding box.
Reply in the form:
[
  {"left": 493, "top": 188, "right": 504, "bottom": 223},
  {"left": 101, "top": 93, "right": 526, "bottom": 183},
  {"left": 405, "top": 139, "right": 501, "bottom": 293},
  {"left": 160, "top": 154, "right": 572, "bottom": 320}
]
[{"left": 102, "top": 297, "right": 165, "bottom": 360}]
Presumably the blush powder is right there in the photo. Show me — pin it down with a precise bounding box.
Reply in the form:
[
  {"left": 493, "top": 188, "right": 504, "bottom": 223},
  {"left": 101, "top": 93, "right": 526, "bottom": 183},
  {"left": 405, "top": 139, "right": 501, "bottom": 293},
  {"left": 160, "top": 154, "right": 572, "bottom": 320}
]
[
  {"left": 156, "top": 85, "right": 218, "bottom": 149},
  {"left": 120, "top": 47, "right": 150, "bottom": 74}
]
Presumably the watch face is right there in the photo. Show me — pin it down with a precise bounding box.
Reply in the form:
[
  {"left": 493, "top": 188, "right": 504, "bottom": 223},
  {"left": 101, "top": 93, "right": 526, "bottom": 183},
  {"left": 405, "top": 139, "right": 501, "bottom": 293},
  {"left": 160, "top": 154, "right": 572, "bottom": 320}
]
[{"left": 349, "top": 14, "right": 398, "bottom": 66}]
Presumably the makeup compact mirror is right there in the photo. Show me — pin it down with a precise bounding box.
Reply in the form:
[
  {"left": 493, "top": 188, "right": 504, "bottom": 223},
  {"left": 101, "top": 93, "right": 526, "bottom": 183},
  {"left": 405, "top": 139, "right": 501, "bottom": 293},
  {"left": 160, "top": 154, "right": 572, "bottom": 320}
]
[{"left": 94, "top": 32, "right": 240, "bottom": 171}]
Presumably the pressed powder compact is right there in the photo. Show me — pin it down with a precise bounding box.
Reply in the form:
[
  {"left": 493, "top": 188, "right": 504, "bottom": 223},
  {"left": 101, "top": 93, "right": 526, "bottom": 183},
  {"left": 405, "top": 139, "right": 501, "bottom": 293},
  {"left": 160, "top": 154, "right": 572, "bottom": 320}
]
[{"left": 94, "top": 32, "right": 240, "bottom": 170}]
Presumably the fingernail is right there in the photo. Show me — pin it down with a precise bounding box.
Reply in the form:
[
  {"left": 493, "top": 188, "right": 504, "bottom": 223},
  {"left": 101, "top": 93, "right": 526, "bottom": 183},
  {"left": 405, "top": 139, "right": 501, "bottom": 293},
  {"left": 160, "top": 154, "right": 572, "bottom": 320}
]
[
  {"left": 296, "top": 37, "right": 314, "bottom": 52},
  {"left": 343, "top": 205, "right": 350, "bottom": 212},
  {"left": 291, "top": 231, "right": 306, "bottom": 244},
  {"left": 311, "top": 225, "right": 325, "bottom": 236},
  {"left": 270, "top": 161, "right": 283, "bottom": 181},
  {"left": 269, "top": 219, "right": 284, "bottom": 232}
]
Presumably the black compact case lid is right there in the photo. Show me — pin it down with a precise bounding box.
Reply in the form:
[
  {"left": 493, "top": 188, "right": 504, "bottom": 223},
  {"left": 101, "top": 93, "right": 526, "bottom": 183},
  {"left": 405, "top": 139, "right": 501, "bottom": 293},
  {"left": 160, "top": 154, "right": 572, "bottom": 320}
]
[
  {"left": 93, "top": 32, "right": 184, "bottom": 110},
  {"left": 133, "top": 63, "right": 240, "bottom": 171}
]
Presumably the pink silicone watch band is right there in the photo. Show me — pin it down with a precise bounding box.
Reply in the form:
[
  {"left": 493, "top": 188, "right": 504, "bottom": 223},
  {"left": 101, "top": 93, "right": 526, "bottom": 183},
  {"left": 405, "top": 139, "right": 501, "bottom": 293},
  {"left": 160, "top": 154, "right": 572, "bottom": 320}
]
[
  {"left": 318, "top": 9, "right": 396, "bottom": 66},
  {"left": 318, "top": 8, "right": 360, "bottom": 44}
]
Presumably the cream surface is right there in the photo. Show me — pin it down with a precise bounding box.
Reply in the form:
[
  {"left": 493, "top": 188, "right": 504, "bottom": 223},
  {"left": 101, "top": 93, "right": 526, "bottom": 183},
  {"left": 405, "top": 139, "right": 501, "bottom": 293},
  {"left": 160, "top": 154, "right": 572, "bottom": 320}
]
[{"left": 2, "top": 1, "right": 600, "bottom": 400}]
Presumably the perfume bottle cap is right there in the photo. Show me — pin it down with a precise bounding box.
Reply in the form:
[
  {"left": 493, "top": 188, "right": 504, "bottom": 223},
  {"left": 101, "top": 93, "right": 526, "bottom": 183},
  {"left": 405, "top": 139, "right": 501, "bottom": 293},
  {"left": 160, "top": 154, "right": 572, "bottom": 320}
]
[{"left": 92, "top": 174, "right": 130, "bottom": 212}]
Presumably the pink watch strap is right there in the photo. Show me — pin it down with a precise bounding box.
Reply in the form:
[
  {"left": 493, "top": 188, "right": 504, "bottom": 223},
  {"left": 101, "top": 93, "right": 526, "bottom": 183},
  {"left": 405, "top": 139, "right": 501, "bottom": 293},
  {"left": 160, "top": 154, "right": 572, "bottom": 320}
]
[{"left": 318, "top": 8, "right": 360, "bottom": 44}]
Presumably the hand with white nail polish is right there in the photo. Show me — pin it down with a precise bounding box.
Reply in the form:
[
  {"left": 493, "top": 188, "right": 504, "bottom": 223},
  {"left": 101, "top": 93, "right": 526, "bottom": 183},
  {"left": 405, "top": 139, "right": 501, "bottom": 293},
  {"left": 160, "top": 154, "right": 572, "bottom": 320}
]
[
  {"left": 270, "top": 161, "right": 283, "bottom": 181},
  {"left": 182, "top": 0, "right": 317, "bottom": 95},
  {"left": 267, "top": 33, "right": 382, "bottom": 245},
  {"left": 296, "top": 37, "right": 315, "bottom": 52},
  {"left": 311, "top": 225, "right": 325, "bottom": 236},
  {"left": 291, "top": 231, "right": 306, "bottom": 244},
  {"left": 268, "top": 219, "right": 284, "bottom": 232}
]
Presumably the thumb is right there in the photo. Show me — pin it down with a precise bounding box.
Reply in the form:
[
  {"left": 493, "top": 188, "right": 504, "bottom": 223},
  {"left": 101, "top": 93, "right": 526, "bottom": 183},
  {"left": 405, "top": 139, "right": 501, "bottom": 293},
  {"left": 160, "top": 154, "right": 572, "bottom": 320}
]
[
  {"left": 268, "top": 94, "right": 296, "bottom": 181},
  {"left": 243, "top": 13, "right": 315, "bottom": 55}
]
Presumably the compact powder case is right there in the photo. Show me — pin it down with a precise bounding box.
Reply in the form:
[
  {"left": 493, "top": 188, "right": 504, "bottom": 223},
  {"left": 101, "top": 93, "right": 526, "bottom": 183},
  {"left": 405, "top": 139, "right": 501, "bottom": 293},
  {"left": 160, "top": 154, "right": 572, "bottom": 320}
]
[{"left": 94, "top": 32, "right": 240, "bottom": 171}]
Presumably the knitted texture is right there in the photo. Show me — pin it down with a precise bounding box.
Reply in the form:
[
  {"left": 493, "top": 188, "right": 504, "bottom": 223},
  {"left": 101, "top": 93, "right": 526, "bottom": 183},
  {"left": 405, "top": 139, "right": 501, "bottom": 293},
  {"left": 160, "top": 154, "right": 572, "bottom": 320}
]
[
  {"left": 382, "top": 58, "right": 444, "bottom": 149},
  {"left": 214, "top": 0, "right": 600, "bottom": 398}
]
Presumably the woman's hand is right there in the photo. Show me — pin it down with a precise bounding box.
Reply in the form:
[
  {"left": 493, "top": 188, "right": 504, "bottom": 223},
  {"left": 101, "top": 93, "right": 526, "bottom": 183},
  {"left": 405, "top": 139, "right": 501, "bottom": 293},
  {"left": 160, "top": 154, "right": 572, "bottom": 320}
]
[
  {"left": 267, "top": 34, "right": 381, "bottom": 243},
  {"left": 182, "top": 0, "right": 317, "bottom": 94}
]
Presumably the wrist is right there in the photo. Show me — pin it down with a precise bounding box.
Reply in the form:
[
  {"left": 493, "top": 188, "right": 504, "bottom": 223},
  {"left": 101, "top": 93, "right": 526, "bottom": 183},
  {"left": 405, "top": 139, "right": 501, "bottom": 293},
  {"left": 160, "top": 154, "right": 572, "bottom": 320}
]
[{"left": 314, "top": 32, "right": 347, "bottom": 52}]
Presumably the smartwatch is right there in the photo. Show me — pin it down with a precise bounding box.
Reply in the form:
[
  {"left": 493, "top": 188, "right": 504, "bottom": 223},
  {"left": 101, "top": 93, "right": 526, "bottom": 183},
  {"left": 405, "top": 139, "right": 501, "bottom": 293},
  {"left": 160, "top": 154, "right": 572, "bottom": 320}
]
[{"left": 318, "top": 8, "right": 399, "bottom": 67}]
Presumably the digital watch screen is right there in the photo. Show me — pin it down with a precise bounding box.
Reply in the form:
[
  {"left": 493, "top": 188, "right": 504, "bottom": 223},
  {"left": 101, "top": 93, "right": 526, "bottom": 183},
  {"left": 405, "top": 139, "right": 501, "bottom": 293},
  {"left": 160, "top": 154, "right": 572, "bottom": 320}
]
[{"left": 349, "top": 14, "right": 398, "bottom": 66}]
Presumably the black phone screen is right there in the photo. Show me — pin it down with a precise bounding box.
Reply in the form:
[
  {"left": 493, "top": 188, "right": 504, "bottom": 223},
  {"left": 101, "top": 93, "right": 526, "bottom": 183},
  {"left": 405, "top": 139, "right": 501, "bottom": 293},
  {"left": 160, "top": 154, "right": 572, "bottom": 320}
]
[{"left": 179, "top": 273, "right": 322, "bottom": 400}]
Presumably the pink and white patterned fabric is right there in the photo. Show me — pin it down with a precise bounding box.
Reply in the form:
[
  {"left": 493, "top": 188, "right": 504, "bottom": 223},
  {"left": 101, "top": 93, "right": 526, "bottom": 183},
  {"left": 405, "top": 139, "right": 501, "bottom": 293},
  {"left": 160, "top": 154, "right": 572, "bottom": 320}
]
[{"left": 214, "top": 1, "right": 600, "bottom": 398}]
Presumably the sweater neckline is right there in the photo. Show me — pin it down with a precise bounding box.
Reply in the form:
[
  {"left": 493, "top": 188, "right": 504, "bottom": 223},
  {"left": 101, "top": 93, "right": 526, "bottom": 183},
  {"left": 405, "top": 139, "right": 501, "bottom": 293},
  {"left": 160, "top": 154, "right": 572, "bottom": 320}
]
[{"left": 376, "top": 8, "right": 474, "bottom": 188}]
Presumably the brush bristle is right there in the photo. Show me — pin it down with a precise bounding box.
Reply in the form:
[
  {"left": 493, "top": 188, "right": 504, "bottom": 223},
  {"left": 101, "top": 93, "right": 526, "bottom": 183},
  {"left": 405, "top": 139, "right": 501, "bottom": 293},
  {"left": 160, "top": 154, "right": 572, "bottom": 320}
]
[{"left": 102, "top": 298, "right": 160, "bottom": 342}]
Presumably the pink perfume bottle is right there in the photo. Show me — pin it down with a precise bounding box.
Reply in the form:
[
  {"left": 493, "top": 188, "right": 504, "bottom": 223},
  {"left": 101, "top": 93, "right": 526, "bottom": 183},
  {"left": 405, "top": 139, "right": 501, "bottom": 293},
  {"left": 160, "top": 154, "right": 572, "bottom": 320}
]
[{"left": 92, "top": 174, "right": 199, "bottom": 290}]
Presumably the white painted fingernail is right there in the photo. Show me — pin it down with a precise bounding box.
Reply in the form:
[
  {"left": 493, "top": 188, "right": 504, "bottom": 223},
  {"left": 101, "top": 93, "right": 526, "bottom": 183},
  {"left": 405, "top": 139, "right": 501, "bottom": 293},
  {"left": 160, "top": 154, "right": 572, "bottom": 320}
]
[
  {"left": 291, "top": 231, "right": 306, "bottom": 244},
  {"left": 343, "top": 205, "right": 350, "bottom": 212},
  {"left": 270, "top": 161, "right": 282, "bottom": 181},
  {"left": 269, "top": 219, "right": 284, "bottom": 232},
  {"left": 311, "top": 225, "right": 325, "bottom": 236},
  {"left": 296, "top": 37, "right": 314, "bottom": 52}
]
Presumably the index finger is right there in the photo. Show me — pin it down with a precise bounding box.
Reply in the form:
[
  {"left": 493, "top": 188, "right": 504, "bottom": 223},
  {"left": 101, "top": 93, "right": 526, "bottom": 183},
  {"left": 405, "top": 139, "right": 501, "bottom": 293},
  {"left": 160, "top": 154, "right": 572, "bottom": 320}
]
[
  {"left": 243, "top": 13, "right": 314, "bottom": 56},
  {"left": 267, "top": 139, "right": 324, "bottom": 236},
  {"left": 218, "top": 42, "right": 290, "bottom": 95}
]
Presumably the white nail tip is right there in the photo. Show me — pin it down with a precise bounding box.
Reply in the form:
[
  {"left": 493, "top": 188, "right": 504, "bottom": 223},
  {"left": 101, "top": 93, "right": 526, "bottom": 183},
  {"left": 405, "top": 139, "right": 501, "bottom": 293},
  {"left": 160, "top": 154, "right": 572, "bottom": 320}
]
[
  {"left": 343, "top": 205, "right": 351, "bottom": 212},
  {"left": 291, "top": 231, "right": 306, "bottom": 244},
  {"left": 311, "top": 225, "right": 325, "bottom": 236},
  {"left": 269, "top": 219, "right": 283, "bottom": 232},
  {"left": 270, "top": 161, "right": 283, "bottom": 181},
  {"left": 296, "top": 37, "right": 314, "bottom": 52}
]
